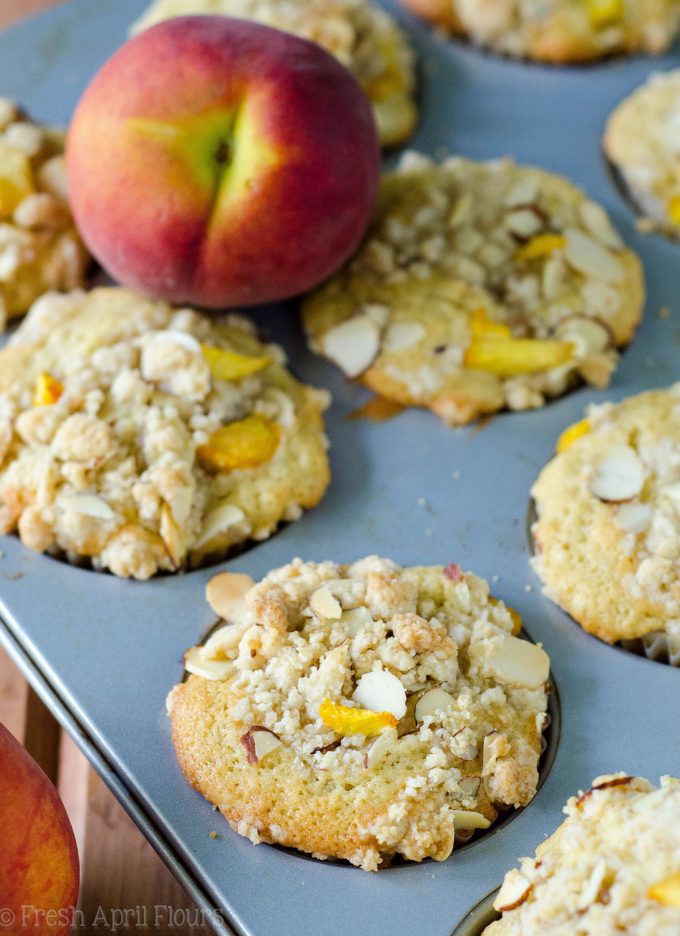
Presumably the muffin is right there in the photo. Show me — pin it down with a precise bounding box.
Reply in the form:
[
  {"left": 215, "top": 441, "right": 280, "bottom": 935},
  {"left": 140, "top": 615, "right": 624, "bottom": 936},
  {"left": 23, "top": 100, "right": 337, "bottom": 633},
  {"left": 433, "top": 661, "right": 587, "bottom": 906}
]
[
  {"left": 604, "top": 69, "right": 680, "bottom": 238},
  {"left": 131, "top": 0, "right": 418, "bottom": 147},
  {"left": 532, "top": 385, "right": 680, "bottom": 664},
  {"left": 401, "top": 0, "right": 680, "bottom": 63},
  {"left": 170, "top": 557, "right": 552, "bottom": 870},
  {"left": 303, "top": 152, "right": 644, "bottom": 426},
  {"left": 0, "top": 98, "right": 89, "bottom": 331},
  {"left": 0, "top": 287, "right": 330, "bottom": 579},
  {"left": 485, "top": 773, "right": 680, "bottom": 934}
]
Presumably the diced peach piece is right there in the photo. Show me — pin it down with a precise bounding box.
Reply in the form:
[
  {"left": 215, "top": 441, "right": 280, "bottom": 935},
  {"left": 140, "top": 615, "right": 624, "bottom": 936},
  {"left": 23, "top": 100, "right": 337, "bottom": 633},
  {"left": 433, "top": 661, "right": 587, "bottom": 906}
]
[
  {"left": 587, "top": 0, "right": 624, "bottom": 27},
  {"left": 470, "top": 309, "right": 512, "bottom": 340},
  {"left": 197, "top": 415, "right": 280, "bottom": 472},
  {"left": 0, "top": 141, "right": 34, "bottom": 218},
  {"left": 516, "top": 233, "right": 566, "bottom": 262},
  {"left": 648, "top": 872, "right": 680, "bottom": 907},
  {"left": 319, "top": 699, "right": 397, "bottom": 737},
  {"left": 33, "top": 373, "right": 64, "bottom": 407},
  {"left": 557, "top": 418, "right": 591, "bottom": 454},
  {"left": 668, "top": 195, "right": 680, "bottom": 226},
  {"left": 201, "top": 344, "right": 270, "bottom": 381},
  {"left": 464, "top": 336, "right": 573, "bottom": 376}
]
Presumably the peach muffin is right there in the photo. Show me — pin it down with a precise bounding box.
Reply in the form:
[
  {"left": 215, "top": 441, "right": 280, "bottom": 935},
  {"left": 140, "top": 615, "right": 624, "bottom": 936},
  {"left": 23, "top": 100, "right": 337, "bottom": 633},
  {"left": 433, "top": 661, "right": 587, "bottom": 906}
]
[
  {"left": 170, "top": 557, "right": 551, "bottom": 869},
  {"left": 0, "top": 287, "right": 330, "bottom": 578}
]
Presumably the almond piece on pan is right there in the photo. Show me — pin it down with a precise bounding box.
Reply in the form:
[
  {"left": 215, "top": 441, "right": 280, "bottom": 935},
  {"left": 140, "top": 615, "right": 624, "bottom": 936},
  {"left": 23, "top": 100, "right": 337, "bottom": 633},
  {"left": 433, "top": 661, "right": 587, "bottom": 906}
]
[
  {"left": 205, "top": 571, "right": 254, "bottom": 624},
  {"left": 184, "top": 645, "right": 235, "bottom": 681}
]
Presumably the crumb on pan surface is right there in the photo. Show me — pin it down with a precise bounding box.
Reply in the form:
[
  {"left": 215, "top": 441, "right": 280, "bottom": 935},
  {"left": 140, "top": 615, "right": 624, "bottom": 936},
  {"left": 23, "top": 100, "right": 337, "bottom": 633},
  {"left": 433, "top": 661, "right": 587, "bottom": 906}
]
[
  {"left": 171, "top": 557, "right": 551, "bottom": 870},
  {"left": 485, "top": 774, "right": 680, "bottom": 935},
  {"left": 303, "top": 152, "right": 644, "bottom": 426},
  {"left": 532, "top": 384, "right": 680, "bottom": 653},
  {"left": 0, "top": 97, "right": 89, "bottom": 332},
  {"left": 604, "top": 68, "right": 680, "bottom": 238},
  {"left": 401, "top": 0, "right": 680, "bottom": 62},
  {"left": 131, "top": 0, "right": 418, "bottom": 147},
  {"left": 0, "top": 287, "right": 330, "bottom": 579}
]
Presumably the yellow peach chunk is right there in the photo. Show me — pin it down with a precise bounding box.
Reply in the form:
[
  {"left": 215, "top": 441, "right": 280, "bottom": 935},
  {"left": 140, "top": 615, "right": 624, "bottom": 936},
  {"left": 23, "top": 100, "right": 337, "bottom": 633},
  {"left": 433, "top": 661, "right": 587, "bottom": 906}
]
[
  {"left": 201, "top": 344, "right": 270, "bottom": 381},
  {"left": 470, "top": 309, "right": 512, "bottom": 340},
  {"left": 667, "top": 195, "right": 680, "bottom": 226},
  {"left": 0, "top": 142, "right": 35, "bottom": 218},
  {"left": 648, "top": 872, "right": 680, "bottom": 907},
  {"left": 587, "top": 0, "right": 624, "bottom": 27},
  {"left": 197, "top": 415, "right": 280, "bottom": 472},
  {"left": 319, "top": 699, "right": 397, "bottom": 737},
  {"left": 464, "top": 337, "right": 574, "bottom": 376},
  {"left": 33, "top": 373, "right": 63, "bottom": 407},
  {"left": 556, "top": 418, "right": 591, "bottom": 454},
  {"left": 516, "top": 233, "right": 566, "bottom": 262}
]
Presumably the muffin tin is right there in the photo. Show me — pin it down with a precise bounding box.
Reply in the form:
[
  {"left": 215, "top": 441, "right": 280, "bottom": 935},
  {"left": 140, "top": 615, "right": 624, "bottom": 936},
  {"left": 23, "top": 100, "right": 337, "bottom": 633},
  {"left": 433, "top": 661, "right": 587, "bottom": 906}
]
[{"left": 1, "top": 2, "right": 680, "bottom": 935}]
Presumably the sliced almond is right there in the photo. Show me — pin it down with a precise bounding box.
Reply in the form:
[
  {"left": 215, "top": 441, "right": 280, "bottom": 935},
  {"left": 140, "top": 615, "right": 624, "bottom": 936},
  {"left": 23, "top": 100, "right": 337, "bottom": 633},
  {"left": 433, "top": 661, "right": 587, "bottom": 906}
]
[
  {"left": 241, "top": 726, "right": 283, "bottom": 765},
  {"left": 494, "top": 870, "right": 533, "bottom": 912},
  {"left": 553, "top": 316, "right": 614, "bottom": 357},
  {"left": 589, "top": 445, "right": 645, "bottom": 503},
  {"left": 58, "top": 493, "right": 115, "bottom": 520},
  {"left": 205, "top": 571, "right": 254, "bottom": 625},
  {"left": 383, "top": 321, "right": 425, "bottom": 352},
  {"left": 340, "top": 606, "right": 374, "bottom": 633},
  {"left": 616, "top": 502, "right": 652, "bottom": 535},
  {"left": 184, "top": 645, "right": 234, "bottom": 681},
  {"left": 193, "top": 503, "right": 247, "bottom": 550},
  {"left": 458, "top": 775, "right": 482, "bottom": 798},
  {"left": 564, "top": 228, "right": 624, "bottom": 283},
  {"left": 309, "top": 585, "right": 343, "bottom": 621},
  {"left": 577, "top": 858, "right": 609, "bottom": 911},
  {"left": 322, "top": 315, "right": 381, "bottom": 378},
  {"left": 199, "top": 622, "right": 248, "bottom": 660},
  {"left": 160, "top": 502, "right": 183, "bottom": 569},
  {"left": 352, "top": 670, "right": 407, "bottom": 720},
  {"left": 364, "top": 732, "right": 393, "bottom": 768},
  {"left": 478, "top": 634, "right": 550, "bottom": 689},
  {"left": 414, "top": 687, "right": 455, "bottom": 722},
  {"left": 579, "top": 201, "right": 622, "bottom": 249},
  {"left": 592, "top": 773, "right": 634, "bottom": 791},
  {"left": 505, "top": 208, "right": 543, "bottom": 241},
  {"left": 451, "top": 809, "right": 491, "bottom": 831}
]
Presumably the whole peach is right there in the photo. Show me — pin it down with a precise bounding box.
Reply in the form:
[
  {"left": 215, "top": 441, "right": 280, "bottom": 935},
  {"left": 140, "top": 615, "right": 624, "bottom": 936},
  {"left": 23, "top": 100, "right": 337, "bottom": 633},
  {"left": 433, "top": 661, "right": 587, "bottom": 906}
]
[
  {"left": 0, "top": 722, "right": 79, "bottom": 935},
  {"left": 66, "top": 16, "right": 380, "bottom": 308}
]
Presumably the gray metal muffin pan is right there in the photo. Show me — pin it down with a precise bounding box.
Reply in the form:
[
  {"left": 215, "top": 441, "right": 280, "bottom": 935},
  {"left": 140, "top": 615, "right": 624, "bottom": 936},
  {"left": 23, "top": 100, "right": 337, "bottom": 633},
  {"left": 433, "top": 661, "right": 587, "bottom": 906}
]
[{"left": 1, "top": 2, "right": 680, "bottom": 934}]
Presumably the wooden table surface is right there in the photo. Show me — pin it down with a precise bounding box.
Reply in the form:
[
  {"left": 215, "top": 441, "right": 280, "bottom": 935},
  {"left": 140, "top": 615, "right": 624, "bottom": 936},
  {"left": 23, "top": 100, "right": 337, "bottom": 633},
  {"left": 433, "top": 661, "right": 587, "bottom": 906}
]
[{"left": 0, "top": 2, "right": 211, "bottom": 932}]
